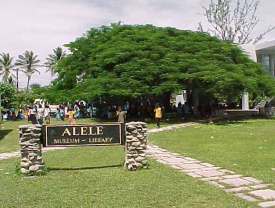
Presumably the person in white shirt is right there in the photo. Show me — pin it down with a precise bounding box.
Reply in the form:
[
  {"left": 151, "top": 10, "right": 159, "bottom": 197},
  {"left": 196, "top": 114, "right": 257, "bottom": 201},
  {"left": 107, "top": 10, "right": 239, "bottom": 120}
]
[
  {"left": 28, "top": 106, "right": 37, "bottom": 124},
  {"left": 44, "top": 105, "right": 51, "bottom": 124},
  {"left": 37, "top": 105, "right": 44, "bottom": 125},
  {"left": 64, "top": 105, "right": 68, "bottom": 119}
]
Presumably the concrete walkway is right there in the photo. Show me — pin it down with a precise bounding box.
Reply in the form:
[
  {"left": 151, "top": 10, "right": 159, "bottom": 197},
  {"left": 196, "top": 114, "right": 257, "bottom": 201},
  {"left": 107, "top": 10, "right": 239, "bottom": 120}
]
[
  {"left": 1, "top": 122, "right": 275, "bottom": 207},
  {"left": 147, "top": 122, "right": 197, "bottom": 133}
]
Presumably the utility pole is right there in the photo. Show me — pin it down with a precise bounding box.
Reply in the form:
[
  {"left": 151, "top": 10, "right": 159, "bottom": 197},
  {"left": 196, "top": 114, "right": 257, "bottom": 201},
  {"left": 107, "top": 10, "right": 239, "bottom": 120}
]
[
  {"left": 16, "top": 68, "right": 19, "bottom": 93},
  {"left": 0, "top": 93, "right": 2, "bottom": 125}
]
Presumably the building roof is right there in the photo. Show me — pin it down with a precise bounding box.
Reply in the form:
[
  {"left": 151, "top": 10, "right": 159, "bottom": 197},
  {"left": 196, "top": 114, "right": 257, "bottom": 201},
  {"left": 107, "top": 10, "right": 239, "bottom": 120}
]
[{"left": 255, "top": 40, "right": 275, "bottom": 51}]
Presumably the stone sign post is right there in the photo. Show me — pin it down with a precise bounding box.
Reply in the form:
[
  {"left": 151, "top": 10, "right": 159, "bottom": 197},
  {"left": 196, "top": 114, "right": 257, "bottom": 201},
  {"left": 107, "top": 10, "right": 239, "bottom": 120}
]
[
  {"left": 19, "top": 122, "right": 147, "bottom": 175},
  {"left": 19, "top": 124, "right": 44, "bottom": 174},
  {"left": 124, "top": 122, "right": 148, "bottom": 170}
]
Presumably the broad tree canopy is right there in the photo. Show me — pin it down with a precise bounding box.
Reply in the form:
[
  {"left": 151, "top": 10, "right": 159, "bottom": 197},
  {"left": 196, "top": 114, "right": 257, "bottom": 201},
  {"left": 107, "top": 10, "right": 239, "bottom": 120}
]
[{"left": 45, "top": 23, "right": 275, "bottom": 104}]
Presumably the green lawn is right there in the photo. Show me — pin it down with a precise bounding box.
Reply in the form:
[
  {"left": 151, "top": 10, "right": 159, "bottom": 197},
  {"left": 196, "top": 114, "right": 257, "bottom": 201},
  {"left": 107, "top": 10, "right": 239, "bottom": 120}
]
[
  {"left": 148, "top": 117, "right": 275, "bottom": 185},
  {"left": 0, "top": 146, "right": 256, "bottom": 208},
  {"left": 1, "top": 116, "right": 275, "bottom": 207}
]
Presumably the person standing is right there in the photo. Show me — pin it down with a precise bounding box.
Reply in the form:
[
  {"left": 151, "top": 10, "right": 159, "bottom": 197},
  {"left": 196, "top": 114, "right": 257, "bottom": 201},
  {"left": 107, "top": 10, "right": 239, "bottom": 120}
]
[
  {"left": 37, "top": 105, "right": 44, "bottom": 125},
  {"left": 64, "top": 103, "right": 68, "bottom": 119},
  {"left": 87, "top": 103, "right": 93, "bottom": 118},
  {"left": 60, "top": 105, "right": 65, "bottom": 121},
  {"left": 28, "top": 106, "right": 37, "bottom": 124},
  {"left": 44, "top": 105, "right": 51, "bottom": 124},
  {"left": 74, "top": 102, "right": 80, "bottom": 119},
  {"left": 154, "top": 104, "right": 162, "bottom": 128},
  {"left": 25, "top": 106, "right": 29, "bottom": 121},
  {"left": 79, "top": 102, "right": 85, "bottom": 118},
  {"left": 177, "top": 102, "right": 183, "bottom": 119},
  {"left": 183, "top": 102, "right": 189, "bottom": 118},
  {"left": 116, "top": 106, "right": 126, "bottom": 123},
  {"left": 56, "top": 108, "right": 61, "bottom": 121},
  {"left": 68, "top": 108, "right": 76, "bottom": 124}
]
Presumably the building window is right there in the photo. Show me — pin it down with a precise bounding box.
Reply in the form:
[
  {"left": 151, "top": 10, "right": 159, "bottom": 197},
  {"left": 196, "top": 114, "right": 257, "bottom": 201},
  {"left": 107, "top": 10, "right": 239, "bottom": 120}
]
[
  {"left": 262, "top": 54, "right": 270, "bottom": 71},
  {"left": 257, "top": 54, "right": 270, "bottom": 71}
]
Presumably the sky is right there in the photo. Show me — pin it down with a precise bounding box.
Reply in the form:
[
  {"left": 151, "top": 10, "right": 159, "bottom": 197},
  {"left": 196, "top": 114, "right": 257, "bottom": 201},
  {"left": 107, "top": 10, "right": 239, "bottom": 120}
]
[{"left": 1, "top": 0, "right": 275, "bottom": 88}]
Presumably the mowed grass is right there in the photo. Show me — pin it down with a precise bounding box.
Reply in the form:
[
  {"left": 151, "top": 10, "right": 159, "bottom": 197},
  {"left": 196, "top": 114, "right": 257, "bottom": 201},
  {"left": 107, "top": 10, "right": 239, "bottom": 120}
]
[
  {"left": 148, "top": 117, "right": 275, "bottom": 185},
  {"left": 0, "top": 146, "right": 256, "bottom": 208},
  {"left": 0, "top": 117, "right": 182, "bottom": 153}
]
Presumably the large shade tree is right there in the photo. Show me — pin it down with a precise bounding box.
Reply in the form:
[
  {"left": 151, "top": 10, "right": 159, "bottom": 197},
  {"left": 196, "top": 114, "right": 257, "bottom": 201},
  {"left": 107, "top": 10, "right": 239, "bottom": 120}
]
[
  {"left": 0, "top": 53, "right": 15, "bottom": 83},
  {"left": 46, "top": 23, "right": 275, "bottom": 107},
  {"left": 16, "top": 51, "right": 40, "bottom": 92}
]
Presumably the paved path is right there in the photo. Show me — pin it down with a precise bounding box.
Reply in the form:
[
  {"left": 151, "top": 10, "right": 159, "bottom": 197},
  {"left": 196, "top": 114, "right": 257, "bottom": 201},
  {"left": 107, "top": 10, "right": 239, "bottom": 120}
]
[
  {"left": 1, "top": 122, "right": 275, "bottom": 207},
  {"left": 0, "top": 147, "right": 67, "bottom": 161},
  {"left": 147, "top": 122, "right": 197, "bottom": 133}
]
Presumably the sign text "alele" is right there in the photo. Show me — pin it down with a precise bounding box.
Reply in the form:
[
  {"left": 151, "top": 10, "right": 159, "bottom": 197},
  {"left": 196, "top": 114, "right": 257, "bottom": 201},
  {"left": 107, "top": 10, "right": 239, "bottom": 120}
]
[{"left": 61, "top": 126, "right": 103, "bottom": 136}]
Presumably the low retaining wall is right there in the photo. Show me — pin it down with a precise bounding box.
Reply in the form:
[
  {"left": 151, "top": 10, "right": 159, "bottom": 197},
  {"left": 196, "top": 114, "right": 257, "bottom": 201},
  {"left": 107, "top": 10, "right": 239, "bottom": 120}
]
[
  {"left": 259, "top": 107, "right": 275, "bottom": 116},
  {"left": 213, "top": 109, "right": 259, "bottom": 117}
]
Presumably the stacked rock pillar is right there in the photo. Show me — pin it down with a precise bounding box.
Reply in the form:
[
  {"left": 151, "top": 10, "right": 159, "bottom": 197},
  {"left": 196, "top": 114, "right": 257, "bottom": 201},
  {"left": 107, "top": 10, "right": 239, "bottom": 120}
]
[
  {"left": 19, "top": 125, "right": 44, "bottom": 174},
  {"left": 125, "top": 122, "right": 147, "bottom": 170}
]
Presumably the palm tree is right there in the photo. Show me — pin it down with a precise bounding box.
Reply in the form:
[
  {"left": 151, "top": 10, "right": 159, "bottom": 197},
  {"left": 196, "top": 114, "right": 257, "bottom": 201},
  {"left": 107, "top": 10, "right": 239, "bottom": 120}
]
[
  {"left": 0, "top": 53, "right": 15, "bottom": 83},
  {"left": 16, "top": 51, "right": 40, "bottom": 92},
  {"left": 44, "top": 47, "right": 66, "bottom": 76}
]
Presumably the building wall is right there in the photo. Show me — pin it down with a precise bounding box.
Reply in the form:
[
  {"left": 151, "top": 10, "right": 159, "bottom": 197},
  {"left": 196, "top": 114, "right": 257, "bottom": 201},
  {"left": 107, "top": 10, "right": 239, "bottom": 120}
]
[{"left": 241, "top": 44, "right": 275, "bottom": 77}]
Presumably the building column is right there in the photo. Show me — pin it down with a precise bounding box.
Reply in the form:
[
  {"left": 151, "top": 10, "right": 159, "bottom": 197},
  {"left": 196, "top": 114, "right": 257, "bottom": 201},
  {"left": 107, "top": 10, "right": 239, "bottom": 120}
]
[
  {"left": 183, "top": 90, "right": 187, "bottom": 103},
  {"left": 242, "top": 92, "right": 249, "bottom": 110}
]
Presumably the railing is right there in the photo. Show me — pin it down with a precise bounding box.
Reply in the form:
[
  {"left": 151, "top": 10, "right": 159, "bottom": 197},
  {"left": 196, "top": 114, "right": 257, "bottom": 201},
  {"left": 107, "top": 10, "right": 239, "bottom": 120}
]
[{"left": 259, "top": 107, "right": 275, "bottom": 116}]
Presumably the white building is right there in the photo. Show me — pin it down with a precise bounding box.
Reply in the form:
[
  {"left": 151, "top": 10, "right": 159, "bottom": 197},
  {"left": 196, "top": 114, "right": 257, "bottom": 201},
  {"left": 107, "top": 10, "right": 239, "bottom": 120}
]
[
  {"left": 242, "top": 41, "right": 275, "bottom": 76},
  {"left": 241, "top": 41, "right": 275, "bottom": 109}
]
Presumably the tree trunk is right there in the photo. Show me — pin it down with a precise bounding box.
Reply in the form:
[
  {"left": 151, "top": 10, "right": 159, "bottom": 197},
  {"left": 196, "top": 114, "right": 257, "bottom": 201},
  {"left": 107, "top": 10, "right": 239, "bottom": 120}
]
[
  {"left": 27, "top": 76, "right": 31, "bottom": 92},
  {"left": 16, "top": 68, "right": 19, "bottom": 93},
  {"left": 4, "top": 72, "right": 8, "bottom": 83},
  {"left": 227, "top": 95, "right": 232, "bottom": 107},
  {"left": 162, "top": 92, "right": 171, "bottom": 112}
]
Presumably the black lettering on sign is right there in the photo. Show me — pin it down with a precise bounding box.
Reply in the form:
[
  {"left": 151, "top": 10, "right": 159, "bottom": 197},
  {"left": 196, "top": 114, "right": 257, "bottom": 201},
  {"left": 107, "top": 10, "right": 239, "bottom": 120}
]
[{"left": 42, "top": 123, "right": 125, "bottom": 147}]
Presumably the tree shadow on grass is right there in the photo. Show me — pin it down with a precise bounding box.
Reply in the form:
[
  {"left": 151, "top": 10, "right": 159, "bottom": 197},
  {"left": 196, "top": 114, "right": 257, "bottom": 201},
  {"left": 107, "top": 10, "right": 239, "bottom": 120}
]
[
  {"left": 142, "top": 117, "right": 196, "bottom": 125},
  {"left": 47, "top": 164, "right": 123, "bottom": 171},
  {"left": 0, "top": 129, "right": 13, "bottom": 141}
]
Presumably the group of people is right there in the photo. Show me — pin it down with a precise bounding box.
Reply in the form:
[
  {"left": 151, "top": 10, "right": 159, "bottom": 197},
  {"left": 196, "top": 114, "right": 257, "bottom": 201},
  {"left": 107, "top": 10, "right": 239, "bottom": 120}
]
[
  {"left": 55, "top": 101, "right": 93, "bottom": 120},
  {"left": 27, "top": 105, "right": 51, "bottom": 125},
  {"left": 1, "top": 99, "right": 165, "bottom": 128},
  {"left": 2, "top": 108, "right": 24, "bottom": 121},
  {"left": 175, "top": 102, "right": 189, "bottom": 118},
  {"left": 100, "top": 102, "right": 165, "bottom": 119}
]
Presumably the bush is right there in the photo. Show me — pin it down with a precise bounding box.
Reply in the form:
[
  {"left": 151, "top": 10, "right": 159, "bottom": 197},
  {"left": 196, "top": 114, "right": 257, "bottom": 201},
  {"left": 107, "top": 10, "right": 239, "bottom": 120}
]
[{"left": 0, "top": 82, "right": 16, "bottom": 108}]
